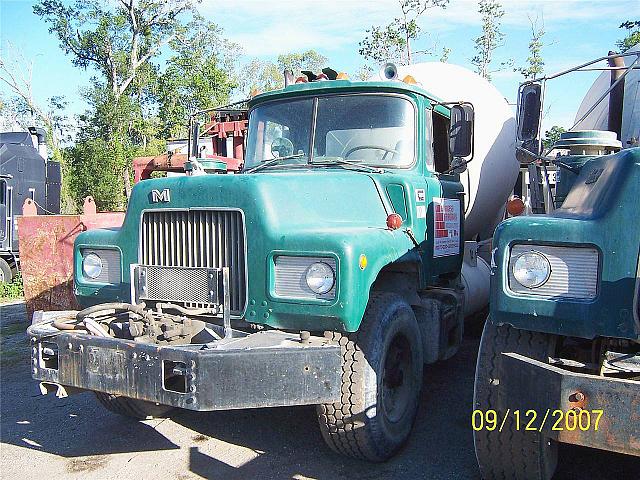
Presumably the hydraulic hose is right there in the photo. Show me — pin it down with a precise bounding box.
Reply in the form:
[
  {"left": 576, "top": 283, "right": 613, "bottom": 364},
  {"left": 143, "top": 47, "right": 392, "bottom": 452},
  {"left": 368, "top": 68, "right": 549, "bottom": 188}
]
[{"left": 75, "top": 302, "right": 147, "bottom": 320}]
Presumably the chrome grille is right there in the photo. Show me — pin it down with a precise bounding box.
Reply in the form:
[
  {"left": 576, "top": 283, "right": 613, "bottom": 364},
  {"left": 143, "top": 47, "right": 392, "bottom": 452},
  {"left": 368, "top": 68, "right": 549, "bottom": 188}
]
[
  {"left": 508, "top": 244, "right": 599, "bottom": 299},
  {"left": 143, "top": 266, "right": 213, "bottom": 305},
  {"left": 141, "top": 209, "right": 246, "bottom": 313}
]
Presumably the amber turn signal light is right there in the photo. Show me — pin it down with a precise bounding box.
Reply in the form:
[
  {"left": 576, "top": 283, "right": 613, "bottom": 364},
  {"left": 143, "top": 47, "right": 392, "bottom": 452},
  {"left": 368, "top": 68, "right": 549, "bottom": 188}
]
[{"left": 506, "top": 196, "right": 525, "bottom": 216}]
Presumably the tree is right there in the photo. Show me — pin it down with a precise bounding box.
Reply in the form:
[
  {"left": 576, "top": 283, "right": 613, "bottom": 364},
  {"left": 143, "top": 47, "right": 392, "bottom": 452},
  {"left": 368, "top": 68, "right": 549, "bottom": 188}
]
[
  {"left": 34, "top": 0, "right": 203, "bottom": 201},
  {"left": 543, "top": 125, "right": 566, "bottom": 150},
  {"left": 616, "top": 20, "right": 640, "bottom": 52},
  {"left": 0, "top": 43, "right": 69, "bottom": 159},
  {"left": 471, "top": 0, "right": 507, "bottom": 80},
  {"left": 238, "top": 50, "right": 329, "bottom": 96},
  {"left": 157, "top": 20, "right": 238, "bottom": 138},
  {"left": 515, "top": 16, "right": 544, "bottom": 80},
  {"left": 359, "top": 0, "right": 449, "bottom": 65}
]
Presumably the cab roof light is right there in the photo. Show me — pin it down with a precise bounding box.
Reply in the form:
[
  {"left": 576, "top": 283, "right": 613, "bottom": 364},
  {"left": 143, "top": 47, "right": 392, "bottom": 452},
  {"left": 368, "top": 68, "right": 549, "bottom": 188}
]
[{"left": 402, "top": 74, "right": 417, "bottom": 85}]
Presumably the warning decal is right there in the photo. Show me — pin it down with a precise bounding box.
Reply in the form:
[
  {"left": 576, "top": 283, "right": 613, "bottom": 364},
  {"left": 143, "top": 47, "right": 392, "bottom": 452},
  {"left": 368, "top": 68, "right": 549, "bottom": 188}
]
[{"left": 433, "top": 197, "right": 460, "bottom": 257}]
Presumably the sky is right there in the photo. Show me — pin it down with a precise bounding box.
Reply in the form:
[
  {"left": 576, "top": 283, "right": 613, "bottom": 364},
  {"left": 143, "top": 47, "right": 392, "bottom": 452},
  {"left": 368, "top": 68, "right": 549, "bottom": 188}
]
[{"left": 0, "top": 0, "right": 637, "bottom": 134}]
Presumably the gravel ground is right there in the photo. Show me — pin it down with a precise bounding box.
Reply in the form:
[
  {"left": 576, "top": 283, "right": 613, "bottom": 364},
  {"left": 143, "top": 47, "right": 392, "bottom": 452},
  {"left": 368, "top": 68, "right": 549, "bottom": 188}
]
[{"left": 1, "top": 301, "right": 638, "bottom": 479}]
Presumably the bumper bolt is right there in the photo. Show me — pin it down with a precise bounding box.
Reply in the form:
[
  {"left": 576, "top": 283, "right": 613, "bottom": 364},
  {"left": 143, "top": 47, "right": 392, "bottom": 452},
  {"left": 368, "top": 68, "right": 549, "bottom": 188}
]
[
  {"left": 300, "top": 331, "right": 310, "bottom": 343},
  {"left": 569, "top": 391, "right": 585, "bottom": 402}
]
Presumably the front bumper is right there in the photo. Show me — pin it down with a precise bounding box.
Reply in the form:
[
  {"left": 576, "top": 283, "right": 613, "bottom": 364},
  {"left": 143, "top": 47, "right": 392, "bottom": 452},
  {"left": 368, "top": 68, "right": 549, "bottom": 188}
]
[
  {"left": 501, "top": 352, "right": 640, "bottom": 457},
  {"left": 28, "top": 312, "right": 341, "bottom": 411}
]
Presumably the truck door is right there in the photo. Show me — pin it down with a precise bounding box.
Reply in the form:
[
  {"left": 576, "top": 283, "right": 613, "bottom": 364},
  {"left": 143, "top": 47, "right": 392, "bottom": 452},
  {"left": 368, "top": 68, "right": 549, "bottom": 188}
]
[{"left": 423, "top": 109, "right": 464, "bottom": 283}]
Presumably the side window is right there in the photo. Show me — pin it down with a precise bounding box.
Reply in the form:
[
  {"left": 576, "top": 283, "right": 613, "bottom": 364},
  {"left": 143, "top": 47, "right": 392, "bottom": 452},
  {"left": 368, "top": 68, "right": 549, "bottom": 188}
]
[{"left": 432, "top": 111, "right": 450, "bottom": 173}]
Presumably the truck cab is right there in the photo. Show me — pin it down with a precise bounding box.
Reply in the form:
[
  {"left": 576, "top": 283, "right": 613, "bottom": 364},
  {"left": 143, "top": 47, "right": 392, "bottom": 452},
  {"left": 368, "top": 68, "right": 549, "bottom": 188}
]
[
  {"left": 473, "top": 51, "right": 640, "bottom": 479},
  {"left": 28, "top": 68, "right": 482, "bottom": 462}
]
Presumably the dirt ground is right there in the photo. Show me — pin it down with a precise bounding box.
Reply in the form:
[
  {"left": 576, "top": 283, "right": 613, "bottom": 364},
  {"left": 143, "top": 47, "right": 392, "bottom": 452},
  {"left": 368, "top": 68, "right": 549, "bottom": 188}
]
[{"left": 1, "top": 301, "right": 638, "bottom": 479}]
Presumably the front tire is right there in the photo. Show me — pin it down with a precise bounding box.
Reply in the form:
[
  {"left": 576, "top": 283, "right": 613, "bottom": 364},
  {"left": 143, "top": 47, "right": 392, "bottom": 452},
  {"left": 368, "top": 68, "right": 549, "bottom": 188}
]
[
  {"left": 473, "top": 320, "right": 558, "bottom": 480},
  {"left": 95, "top": 392, "right": 174, "bottom": 420},
  {"left": 317, "top": 292, "right": 423, "bottom": 462}
]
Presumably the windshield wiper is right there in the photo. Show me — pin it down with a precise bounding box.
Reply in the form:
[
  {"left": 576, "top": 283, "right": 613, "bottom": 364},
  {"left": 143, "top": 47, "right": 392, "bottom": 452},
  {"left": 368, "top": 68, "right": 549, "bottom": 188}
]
[
  {"left": 244, "top": 153, "right": 306, "bottom": 173},
  {"left": 312, "top": 158, "right": 385, "bottom": 174}
]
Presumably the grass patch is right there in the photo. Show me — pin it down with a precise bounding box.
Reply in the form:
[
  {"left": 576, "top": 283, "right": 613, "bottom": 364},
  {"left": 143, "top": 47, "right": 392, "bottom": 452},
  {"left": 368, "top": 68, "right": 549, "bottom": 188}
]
[{"left": 0, "top": 273, "right": 24, "bottom": 302}]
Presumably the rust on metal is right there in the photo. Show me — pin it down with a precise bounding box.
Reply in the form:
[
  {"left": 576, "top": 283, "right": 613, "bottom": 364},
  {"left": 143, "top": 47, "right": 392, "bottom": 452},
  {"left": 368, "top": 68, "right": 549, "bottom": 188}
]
[{"left": 17, "top": 196, "right": 124, "bottom": 316}]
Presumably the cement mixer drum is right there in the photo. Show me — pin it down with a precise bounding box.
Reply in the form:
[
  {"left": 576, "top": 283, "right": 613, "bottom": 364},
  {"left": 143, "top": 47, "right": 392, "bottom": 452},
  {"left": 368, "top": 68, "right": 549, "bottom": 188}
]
[{"left": 378, "top": 63, "right": 519, "bottom": 240}]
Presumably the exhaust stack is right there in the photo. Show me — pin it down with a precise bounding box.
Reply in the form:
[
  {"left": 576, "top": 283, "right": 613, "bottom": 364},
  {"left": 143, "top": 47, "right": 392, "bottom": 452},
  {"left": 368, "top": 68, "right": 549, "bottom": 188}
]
[{"left": 607, "top": 51, "right": 625, "bottom": 139}]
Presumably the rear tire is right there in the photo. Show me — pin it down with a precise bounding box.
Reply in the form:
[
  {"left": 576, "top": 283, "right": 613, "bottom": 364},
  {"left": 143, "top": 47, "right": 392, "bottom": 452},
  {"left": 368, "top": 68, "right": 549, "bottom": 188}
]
[
  {"left": 0, "top": 258, "right": 13, "bottom": 283},
  {"left": 473, "top": 320, "right": 558, "bottom": 480},
  {"left": 94, "top": 392, "right": 174, "bottom": 420},
  {"left": 317, "top": 292, "right": 423, "bottom": 462}
]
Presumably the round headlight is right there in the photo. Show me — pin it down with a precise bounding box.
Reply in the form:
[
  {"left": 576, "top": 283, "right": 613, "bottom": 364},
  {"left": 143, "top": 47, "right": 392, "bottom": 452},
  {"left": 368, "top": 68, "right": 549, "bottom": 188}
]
[
  {"left": 305, "top": 262, "right": 335, "bottom": 294},
  {"left": 513, "top": 251, "right": 551, "bottom": 288},
  {"left": 82, "top": 253, "right": 103, "bottom": 279}
]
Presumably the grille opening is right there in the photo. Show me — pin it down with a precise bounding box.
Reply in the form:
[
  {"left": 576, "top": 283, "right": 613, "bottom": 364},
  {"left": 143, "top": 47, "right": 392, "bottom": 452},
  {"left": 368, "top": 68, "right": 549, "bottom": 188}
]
[
  {"left": 141, "top": 209, "right": 246, "bottom": 314},
  {"left": 163, "top": 360, "right": 187, "bottom": 394}
]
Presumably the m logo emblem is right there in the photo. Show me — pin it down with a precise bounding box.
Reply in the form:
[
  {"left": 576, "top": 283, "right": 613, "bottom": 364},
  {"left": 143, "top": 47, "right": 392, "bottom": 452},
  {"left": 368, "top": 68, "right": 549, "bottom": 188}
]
[{"left": 150, "top": 188, "right": 171, "bottom": 203}]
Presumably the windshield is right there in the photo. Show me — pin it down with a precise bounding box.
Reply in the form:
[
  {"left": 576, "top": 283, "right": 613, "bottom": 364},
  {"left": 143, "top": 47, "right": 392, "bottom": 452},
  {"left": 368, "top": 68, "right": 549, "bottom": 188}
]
[{"left": 244, "top": 95, "right": 415, "bottom": 170}]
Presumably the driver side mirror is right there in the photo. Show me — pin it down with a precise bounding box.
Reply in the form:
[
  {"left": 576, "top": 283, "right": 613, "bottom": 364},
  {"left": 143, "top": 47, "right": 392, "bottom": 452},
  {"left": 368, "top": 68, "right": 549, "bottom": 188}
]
[
  {"left": 449, "top": 104, "right": 474, "bottom": 158},
  {"left": 517, "top": 83, "right": 542, "bottom": 142}
]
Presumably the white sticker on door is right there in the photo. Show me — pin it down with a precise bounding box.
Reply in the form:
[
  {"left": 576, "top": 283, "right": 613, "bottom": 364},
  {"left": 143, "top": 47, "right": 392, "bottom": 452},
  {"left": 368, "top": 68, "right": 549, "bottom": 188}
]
[
  {"left": 433, "top": 197, "right": 460, "bottom": 257},
  {"left": 415, "top": 189, "right": 425, "bottom": 202},
  {"left": 416, "top": 205, "right": 426, "bottom": 218}
]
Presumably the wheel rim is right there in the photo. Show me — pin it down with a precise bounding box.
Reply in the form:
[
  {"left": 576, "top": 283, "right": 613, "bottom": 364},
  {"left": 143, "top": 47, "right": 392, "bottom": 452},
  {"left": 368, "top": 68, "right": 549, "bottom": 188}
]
[{"left": 381, "top": 333, "right": 414, "bottom": 423}]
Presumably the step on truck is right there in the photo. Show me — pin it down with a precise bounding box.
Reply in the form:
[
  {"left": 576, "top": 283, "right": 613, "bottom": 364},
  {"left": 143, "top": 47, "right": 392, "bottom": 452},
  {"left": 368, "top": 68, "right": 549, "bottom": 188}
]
[
  {"left": 473, "top": 50, "right": 640, "bottom": 479},
  {"left": 27, "top": 62, "right": 519, "bottom": 461}
]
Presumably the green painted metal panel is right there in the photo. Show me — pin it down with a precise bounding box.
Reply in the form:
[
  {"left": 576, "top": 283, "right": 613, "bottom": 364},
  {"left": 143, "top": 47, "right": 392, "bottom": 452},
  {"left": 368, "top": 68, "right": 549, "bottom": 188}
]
[{"left": 490, "top": 148, "right": 640, "bottom": 340}]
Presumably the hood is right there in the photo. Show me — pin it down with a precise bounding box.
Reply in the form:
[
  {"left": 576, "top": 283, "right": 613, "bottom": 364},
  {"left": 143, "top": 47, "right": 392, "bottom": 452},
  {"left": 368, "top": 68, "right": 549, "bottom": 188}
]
[{"left": 124, "top": 169, "right": 390, "bottom": 232}]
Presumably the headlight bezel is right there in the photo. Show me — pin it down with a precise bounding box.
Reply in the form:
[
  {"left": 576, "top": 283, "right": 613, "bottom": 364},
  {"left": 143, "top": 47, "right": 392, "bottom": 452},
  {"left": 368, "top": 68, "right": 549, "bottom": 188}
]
[
  {"left": 272, "top": 254, "right": 338, "bottom": 302},
  {"left": 305, "top": 261, "right": 336, "bottom": 294},
  {"left": 82, "top": 252, "right": 103, "bottom": 280}
]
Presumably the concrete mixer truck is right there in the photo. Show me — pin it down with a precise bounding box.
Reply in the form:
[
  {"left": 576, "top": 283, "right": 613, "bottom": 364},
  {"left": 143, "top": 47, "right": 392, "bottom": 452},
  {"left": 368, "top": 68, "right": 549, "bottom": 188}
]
[
  {"left": 473, "top": 50, "right": 640, "bottom": 479},
  {"left": 26, "top": 62, "right": 517, "bottom": 461}
]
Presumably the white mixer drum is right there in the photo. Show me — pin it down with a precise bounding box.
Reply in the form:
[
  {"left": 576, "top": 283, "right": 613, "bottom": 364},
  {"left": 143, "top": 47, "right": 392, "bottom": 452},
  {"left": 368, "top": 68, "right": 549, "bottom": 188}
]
[{"left": 376, "top": 63, "right": 518, "bottom": 240}]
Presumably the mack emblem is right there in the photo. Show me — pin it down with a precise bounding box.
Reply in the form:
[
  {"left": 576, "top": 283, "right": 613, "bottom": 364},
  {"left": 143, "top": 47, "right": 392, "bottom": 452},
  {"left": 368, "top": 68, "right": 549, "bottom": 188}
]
[{"left": 150, "top": 188, "right": 171, "bottom": 203}]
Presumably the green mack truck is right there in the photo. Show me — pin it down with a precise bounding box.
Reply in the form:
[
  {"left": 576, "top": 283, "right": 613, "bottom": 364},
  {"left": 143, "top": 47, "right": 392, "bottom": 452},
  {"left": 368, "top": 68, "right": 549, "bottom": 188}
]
[
  {"left": 473, "top": 51, "right": 640, "bottom": 479},
  {"left": 27, "top": 62, "right": 517, "bottom": 461}
]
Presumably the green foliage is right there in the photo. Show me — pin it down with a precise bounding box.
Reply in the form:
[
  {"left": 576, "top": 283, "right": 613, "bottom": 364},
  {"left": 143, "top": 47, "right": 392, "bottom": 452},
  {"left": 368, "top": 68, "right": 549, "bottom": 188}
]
[
  {"left": 0, "top": 273, "right": 23, "bottom": 300},
  {"left": 158, "top": 20, "right": 237, "bottom": 138},
  {"left": 33, "top": 0, "right": 236, "bottom": 209},
  {"left": 472, "top": 0, "right": 506, "bottom": 80},
  {"left": 543, "top": 125, "right": 566, "bottom": 150},
  {"left": 239, "top": 50, "right": 329, "bottom": 96},
  {"left": 616, "top": 20, "right": 640, "bottom": 52},
  {"left": 515, "top": 17, "right": 544, "bottom": 80},
  {"left": 359, "top": 0, "right": 449, "bottom": 65}
]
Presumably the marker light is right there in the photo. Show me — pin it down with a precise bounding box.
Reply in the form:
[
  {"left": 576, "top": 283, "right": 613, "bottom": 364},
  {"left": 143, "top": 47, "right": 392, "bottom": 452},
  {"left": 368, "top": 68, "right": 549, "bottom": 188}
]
[
  {"left": 315, "top": 73, "right": 329, "bottom": 81},
  {"left": 402, "top": 75, "right": 418, "bottom": 85},
  {"left": 305, "top": 262, "right": 335, "bottom": 294},
  {"left": 386, "top": 213, "right": 403, "bottom": 230},
  {"left": 359, "top": 254, "right": 368, "bottom": 270},
  {"left": 513, "top": 251, "right": 551, "bottom": 289},
  {"left": 250, "top": 88, "right": 261, "bottom": 97},
  {"left": 506, "top": 196, "right": 525, "bottom": 216},
  {"left": 336, "top": 72, "right": 349, "bottom": 80},
  {"left": 295, "top": 76, "right": 308, "bottom": 83}
]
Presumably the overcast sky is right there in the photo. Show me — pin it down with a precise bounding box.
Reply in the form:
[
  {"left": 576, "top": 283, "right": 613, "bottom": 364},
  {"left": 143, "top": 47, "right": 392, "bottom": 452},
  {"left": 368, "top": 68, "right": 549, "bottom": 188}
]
[{"left": 1, "top": 0, "right": 637, "bottom": 131}]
